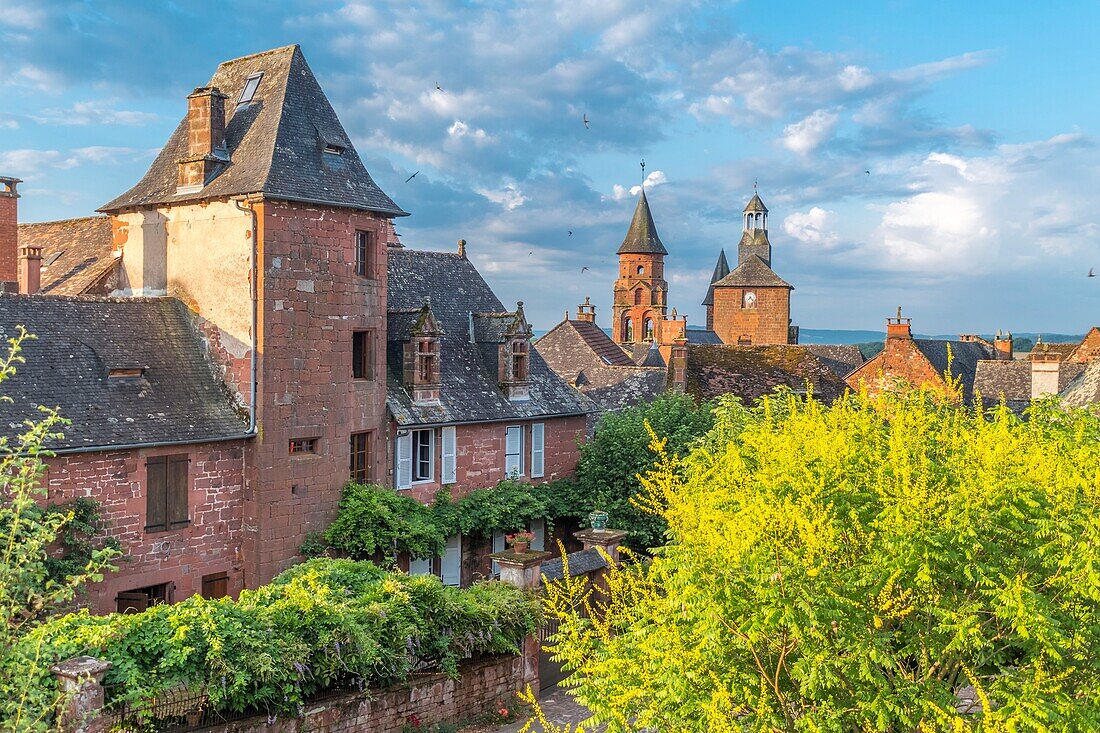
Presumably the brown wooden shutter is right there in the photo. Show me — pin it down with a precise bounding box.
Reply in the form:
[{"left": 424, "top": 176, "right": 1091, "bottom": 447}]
[
  {"left": 167, "top": 456, "right": 189, "bottom": 529},
  {"left": 146, "top": 456, "right": 167, "bottom": 531},
  {"left": 202, "top": 572, "right": 229, "bottom": 599},
  {"left": 116, "top": 591, "right": 148, "bottom": 614}
]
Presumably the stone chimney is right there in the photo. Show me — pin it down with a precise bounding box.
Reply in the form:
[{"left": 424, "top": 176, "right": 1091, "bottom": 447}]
[
  {"left": 994, "top": 330, "right": 1013, "bottom": 361},
  {"left": 18, "top": 243, "right": 41, "bottom": 295},
  {"left": 0, "top": 177, "right": 21, "bottom": 290},
  {"left": 669, "top": 336, "right": 688, "bottom": 392},
  {"left": 576, "top": 296, "right": 596, "bottom": 323},
  {"left": 886, "top": 306, "right": 912, "bottom": 340},
  {"left": 177, "top": 87, "right": 227, "bottom": 193},
  {"left": 457, "top": 238, "right": 466, "bottom": 258},
  {"left": 1030, "top": 339, "right": 1061, "bottom": 399}
]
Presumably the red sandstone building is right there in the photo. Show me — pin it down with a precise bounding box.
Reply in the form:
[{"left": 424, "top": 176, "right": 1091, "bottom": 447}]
[{"left": 0, "top": 45, "right": 587, "bottom": 613}]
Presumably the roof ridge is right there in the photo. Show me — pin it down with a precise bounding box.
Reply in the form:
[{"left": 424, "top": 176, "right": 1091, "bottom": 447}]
[
  {"left": 18, "top": 215, "right": 108, "bottom": 227},
  {"left": 217, "top": 44, "right": 299, "bottom": 67}
]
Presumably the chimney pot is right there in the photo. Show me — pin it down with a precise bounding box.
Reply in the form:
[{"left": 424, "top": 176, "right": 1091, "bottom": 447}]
[
  {"left": 886, "top": 307, "right": 912, "bottom": 340},
  {"left": 457, "top": 239, "right": 467, "bottom": 258},
  {"left": 18, "top": 244, "right": 42, "bottom": 295}
]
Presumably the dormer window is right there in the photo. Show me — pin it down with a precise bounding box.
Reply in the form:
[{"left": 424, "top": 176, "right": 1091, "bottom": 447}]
[
  {"left": 510, "top": 340, "right": 529, "bottom": 381},
  {"left": 108, "top": 367, "right": 144, "bottom": 379},
  {"left": 404, "top": 299, "right": 443, "bottom": 406},
  {"left": 237, "top": 73, "right": 263, "bottom": 106},
  {"left": 417, "top": 339, "right": 437, "bottom": 383}
]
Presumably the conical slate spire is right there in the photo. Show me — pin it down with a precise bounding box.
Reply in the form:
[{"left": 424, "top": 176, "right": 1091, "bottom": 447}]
[
  {"left": 702, "top": 249, "right": 730, "bottom": 306},
  {"left": 743, "top": 193, "right": 768, "bottom": 213},
  {"left": 617, "top": 189, "right": 668, "bottom": 255}
]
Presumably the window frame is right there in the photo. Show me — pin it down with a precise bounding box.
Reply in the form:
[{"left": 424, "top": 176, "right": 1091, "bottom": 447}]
[
  {"left": 352, "top": 330, "right": 375, "bottom": 380},
  {"left": 237, "top": 72, "right": 263, "bottom": 105},
  {"left": 354, "top": 229, "right": 376, "bottom": 279},
  {"left": 289, "top": 437, "right": 320, "bottom": 456},
  {"left": 412, "top": 428, "right": 435, "bottom": 483},
  {"left": 505, "top": 425, "right": 524, "bottom": 477},
  {"left": 350, "top": 431, "right": 372, "bottom": 484},
  {"left": 201, "top": 572, "right": 229, "bottom": 600},
  {"left": 145, "top": 454, "right": 189, "bottom": 533}
]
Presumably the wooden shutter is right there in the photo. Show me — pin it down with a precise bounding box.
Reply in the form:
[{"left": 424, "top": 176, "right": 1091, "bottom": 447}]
[
  {"left": 441, "top": 426, "right": 457, "bottom": 484},
  {"left": 145, "top": 457, "right": 167, "bottom": 531},
  {"left": 116, "top": 591, "right": 148, "bottom": 614},
  {"left": 530, "top": 423, "right": 545, "bottom": 478},
  {"left": 167, "top": 456, "right": 189, "bottom": 529},
  {"left": 505, "top": 426, "right": 522, "bottom": 477},
  {"left": 441, "top": 534, "right": 461, "bottom": 587},
  {"left": 491, "top": 531, "right": 506, "bottom": 575},
  {"left": 201, "top": 572, "right": 228, "bottom": 599},
  {"left": 396, "top": 432, "right": 413, "bottom": 489},
  {"left": 408, "top": 557, "right": 432, "bottom": 576}
]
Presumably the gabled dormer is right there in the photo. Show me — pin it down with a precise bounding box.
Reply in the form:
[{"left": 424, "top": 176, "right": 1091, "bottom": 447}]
[
  {"left": 499, "top": 301, "right": 533, "bottom": 402},
  {"left": 403, "top": 298, "right": 443, "bottom": 406}
]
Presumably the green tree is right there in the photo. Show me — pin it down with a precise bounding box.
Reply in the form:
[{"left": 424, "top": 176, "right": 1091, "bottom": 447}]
[
  {"left": 0, "top": 328, "right": 120, "bottom": 731},
  {"left": 564, "top": 392, "right": 713, "bottom": 551},
  {"left": 542, "top": 389, "right": 1100, "bottom": 732}
]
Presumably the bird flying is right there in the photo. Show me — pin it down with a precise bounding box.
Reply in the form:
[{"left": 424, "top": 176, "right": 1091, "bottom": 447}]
[
  {"left": 865, "top": 170, "right": 870, "bottom": 175},
  {"left": 405, "top": 171, "right": 419, "bottom": 183},
  {"left": 580, "top": 266, "right": 589, "bottom": 273},
  {"left": 583, "top": 113, "right": 589, "bottom": 129},
  {"left": 435, "top": 82, "right": 444, "bottom": 92},
  {"left": 1090, "top": 267, "right": 1096, "bottom": 278},
  {"left": 568, "top": 230, "right": 573, "bottom": 237}
]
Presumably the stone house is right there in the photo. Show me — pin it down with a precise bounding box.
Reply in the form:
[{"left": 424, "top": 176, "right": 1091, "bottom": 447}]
[
  {"left": 386, "top": 244, "right": 591, "bottom": 586},
  {"left": 1, "top": 44, "right": 584, "bottom": 612}
]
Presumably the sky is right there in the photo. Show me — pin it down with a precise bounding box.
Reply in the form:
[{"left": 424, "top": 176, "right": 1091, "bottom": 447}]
[{"left": 1, "top": 0, "right": 1098, "bottom": 333}]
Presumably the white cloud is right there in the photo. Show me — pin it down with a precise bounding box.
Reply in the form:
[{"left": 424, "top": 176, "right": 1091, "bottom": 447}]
[
  {"left": 0, "top": 147, "right": 149, "bottom": 179},
  {"left": 782, "top": 109, "right": 839, "bottom": 155},
  {"left": 0, "top": 0, "right": 45, "bottom": 29},
  {"left": 609, "top": 170, "right": 668, "bottom": 200},
  {"left": 30, "top": 101, "right": 159, "bottom": 127},
  {"left": 784, "top": 207, "right": 839, "bottom": 247},
  {"left": 476, "top": 183, "right": 527, "bottom": 210},
  {"left": 447, "top": 120, "right": 493, "bottom": 145}
]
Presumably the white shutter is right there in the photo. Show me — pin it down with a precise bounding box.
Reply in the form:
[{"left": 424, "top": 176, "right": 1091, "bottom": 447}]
[
  {"left": 530, "top": 423, "right": 545, "bottom": 478},
  {"left": 530, "top": 518, "right": 545, "bottom": 551},
  {"left": 442, "top": 534, "right": 462, "bottom": 587},
  {"left": 396, "top": 432, "right": 412, "bottom": 489},
  {"left": 409, "top": 557, "right": 432, "bottom": 576},
  {"left": 505, "top": 426, "right": 522, "bottom": 477},
  {"left": 491, "top": 531, "right": 506, "bottom": 575},
  {"left": 441, "top": 426, "right": 457, "bottom": 484}
]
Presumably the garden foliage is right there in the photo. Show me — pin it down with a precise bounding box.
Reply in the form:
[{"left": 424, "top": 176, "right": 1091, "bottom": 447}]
[
  {"left": 7, "top": 559, "right": 540, "bottom": 729},
  {"left": 542, "top": 388, "right": 1100, "bottom": 732}
]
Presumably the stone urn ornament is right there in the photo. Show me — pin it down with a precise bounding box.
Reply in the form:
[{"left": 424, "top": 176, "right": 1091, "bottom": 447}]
[{"left": 588, "top": 509, "right": 609, "bottom": 531}]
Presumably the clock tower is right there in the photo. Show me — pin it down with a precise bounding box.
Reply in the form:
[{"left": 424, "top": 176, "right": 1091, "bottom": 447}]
[{"left": 612, "top": 190, "right": 670, "bottom": 345}]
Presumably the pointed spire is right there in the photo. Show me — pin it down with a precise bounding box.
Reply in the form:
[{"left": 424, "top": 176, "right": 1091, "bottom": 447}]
[
  {"left": 702, "top": 249, "right": 731, "bottom": 306},
  {"left": 617, "top": 189, "right": 668, "bottom": 255},
  {"left": 743, "top": 193, "right": 768, "bottom": 214}
]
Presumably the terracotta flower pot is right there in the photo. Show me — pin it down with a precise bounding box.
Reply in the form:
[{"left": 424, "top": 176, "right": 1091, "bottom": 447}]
[{"left": 513, "top": 541, "right": 529, "bottom": 553}]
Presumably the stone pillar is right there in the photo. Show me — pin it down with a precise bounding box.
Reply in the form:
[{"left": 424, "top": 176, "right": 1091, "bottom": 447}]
[
  {"left": 573, "top": 528, "right": 628, "bottom": 564},
  {"left": 51, "top": 656, "right": 112, "bottom": 733},
  {"left": 490, "top": 549, "right": 548, "bottom": 691}
]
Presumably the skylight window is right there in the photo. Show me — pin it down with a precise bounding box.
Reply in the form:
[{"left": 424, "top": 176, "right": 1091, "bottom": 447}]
[
  {"left": 237, "top": 72, "right": 263, "bottom": 105},
  {"left": 323, "top": 143, "right": 345, "bottom": 155}
]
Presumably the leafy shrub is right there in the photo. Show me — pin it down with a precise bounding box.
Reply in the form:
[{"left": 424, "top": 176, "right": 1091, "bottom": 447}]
[
  {"left": 543, "top": 387, "right": 1100, "bottom": 731},
  {"left": 323, "top": 483, "right": 449, "bottom": 560},
  {"left": 7, "top": 559, "right": 539, "bottom": 729},
  {"left": 453, "top": 478, "right": 548, "bottom": 538}
]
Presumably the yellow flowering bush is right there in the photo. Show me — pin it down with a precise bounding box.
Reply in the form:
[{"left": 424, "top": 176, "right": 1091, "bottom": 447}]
[{"left": 541, "top": 388, "right": 1100, "bottom": 732}]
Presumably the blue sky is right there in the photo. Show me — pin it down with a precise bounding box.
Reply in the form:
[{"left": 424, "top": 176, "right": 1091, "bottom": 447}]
[{"left": 1, "top": 0, "right": 1098, "bottom": 333}]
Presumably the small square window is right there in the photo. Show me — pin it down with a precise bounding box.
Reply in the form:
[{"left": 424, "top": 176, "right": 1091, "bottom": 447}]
[
  {"left": 289, "top": 438, "right": 319, "bottom": 455},
  {"left": 353, "top": 331, "right": 374, "bottom": 380},
  {"left": 238, "top": 73, "right": 263, "bottom": 105}
]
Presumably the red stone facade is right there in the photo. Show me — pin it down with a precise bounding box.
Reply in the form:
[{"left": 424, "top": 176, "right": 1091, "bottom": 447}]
[
  {"left": 243, "top": 200, "right": 391, "bottom": 586},
  {"left": 1070, "top": 327, "right": 1100, "bottom": 363},
  {"left": 612, "top": 252, "right": 667, "bottom": 344},
  {"left": 391, "top": 416, "right": 586, "bottom": 504},
  {"left": 43, "top": 441, "right": 246, "bottom": 615},
  {"left": 711, "top": 285, "right": 791, "bottom": 346}
]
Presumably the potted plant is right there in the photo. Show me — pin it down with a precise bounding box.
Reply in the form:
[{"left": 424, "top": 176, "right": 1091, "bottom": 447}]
[
  {"left": 506, "top": 531, "right": 535, "bottom": 553},
  {"left": 588, "top": 509, "right": 609, "bottom": 531}
]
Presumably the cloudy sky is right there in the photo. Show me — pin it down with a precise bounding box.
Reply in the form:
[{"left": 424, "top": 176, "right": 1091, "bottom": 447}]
[{"left": 2, "top": 0, "right": 1098, "bottom": 333}]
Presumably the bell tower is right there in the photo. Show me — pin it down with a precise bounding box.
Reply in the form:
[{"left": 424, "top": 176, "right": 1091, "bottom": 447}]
[{"left": 612, "top": 189, "right": 669, "bottom": 345}]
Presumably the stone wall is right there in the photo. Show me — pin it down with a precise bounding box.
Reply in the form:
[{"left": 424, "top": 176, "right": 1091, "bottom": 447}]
[{"left": 43, "top": 441, "right": 247, "bottom": 614}]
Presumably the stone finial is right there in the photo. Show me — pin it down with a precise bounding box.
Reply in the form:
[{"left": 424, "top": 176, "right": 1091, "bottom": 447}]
[{"left": 458, "top": 238, "right": 467, "bottom": 258}]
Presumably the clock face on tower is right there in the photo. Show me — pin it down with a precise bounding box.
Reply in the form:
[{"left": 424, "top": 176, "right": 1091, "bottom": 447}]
[{"left": 743, "top": 291, "right": 757, "bottom": 309}]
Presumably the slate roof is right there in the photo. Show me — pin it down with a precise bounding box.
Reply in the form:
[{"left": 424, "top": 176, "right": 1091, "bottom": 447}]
[
  {"left": 101, "top": 45, "right": 405, "bottom": 217},
  {"left": 714, "top": 254, "right": 792, "bottom": 289},
  {"left": 702, "top": 250, "right": 730, "bottom": 307},
  {"left": 534, "top": 319, "right": 666, "bottom": 413},
  {"left": 540, "top": 548, "right": 607, "bottom": 584},
  {"left": 975, "top": 359, "right": 1088, "bottom": 412},
  {"left": 743, "top": 193, "right": 768, "bottom": 213},
  {"left": 0, "top": 295, "right": 247, "bottom": 451},
  {"left": 804, "top": 344, "right": 866, "bottom": 379},
  {"left": 1061, "top": 360, "right": 1100, "bottom": 408},
  {"left": 387, "top": 250, "right": 591, "bottom": 426},
  {"left": 683, "top": 344, "right": 852, "bottom": 405},
  {"left": 736, "top": 228, "right": 772, "bottom": 251},
  {"left": 1032, "top": 342, "right": 1077, "bottom": 361},
  {"left": 616, "top": 190, "right": 668, "bottom": 255},
  {"left": 685, "top": 328, "right": 722, "bottom": 345},
  {"left": 17, "top": 216, "right": 117, "bottom": 296}
]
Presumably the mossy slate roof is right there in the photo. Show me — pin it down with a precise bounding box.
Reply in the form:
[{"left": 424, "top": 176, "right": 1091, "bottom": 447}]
[
  {"left": 0, "top": 295, "right": 246, "bottom": 451},
  {"left": 683, "top": 344, "right": 854, "bottom": 405},
  {"left": 387, "top": 249, "right": 592, "bottom": 426},
  {"left": 714, "top": 255, "right": 791, "bottom": 289},
  {"left": 17, "top": 216, "right": 116, "bottom": 296},
  {"left": 101, "top": 45, "right": 405, "bottom": 216}
]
